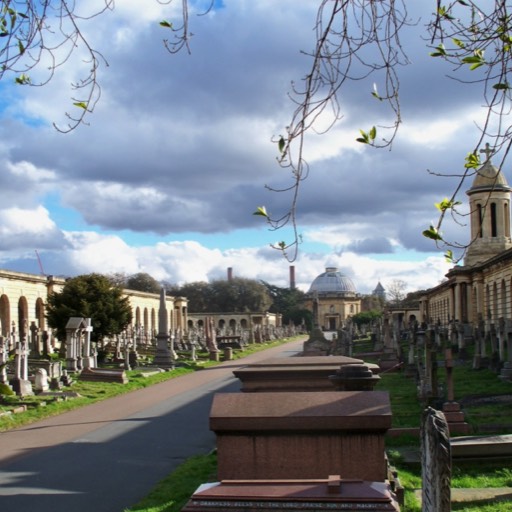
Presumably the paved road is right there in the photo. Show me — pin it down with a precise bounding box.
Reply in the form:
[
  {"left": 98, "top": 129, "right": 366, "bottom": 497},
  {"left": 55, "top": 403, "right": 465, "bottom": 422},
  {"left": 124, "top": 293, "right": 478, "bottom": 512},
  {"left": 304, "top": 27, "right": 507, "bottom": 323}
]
[{"left": 0, "top": 338, "right": 305, "bottom": 512}]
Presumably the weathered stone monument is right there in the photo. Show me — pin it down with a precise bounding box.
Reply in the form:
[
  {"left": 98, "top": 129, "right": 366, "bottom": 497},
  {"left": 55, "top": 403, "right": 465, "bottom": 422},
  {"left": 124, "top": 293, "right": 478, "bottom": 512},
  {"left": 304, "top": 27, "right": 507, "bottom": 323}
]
[
  {"left": 10, "top": 339, "right": 33, "bottom": 396},
  {"left": 34, "top": 368, "right": 50, "bottom": 393},
  {"left": 65, "top": 317, "right": 88, "bottom": 372},
  {"left": 421, "top": 407, "right": 451, "bottom": 512},
  {"left": 303, "top": 292, "right": 331, "bottom": 355},
  {"left": 153, "top": 288, "right": 175, "bottom": 369},
  {"left": 441, "top": 348, "right": 470, "bottom": 434},
  {"left": 0, "top": 336, "right": 9, "bottom": 386}
]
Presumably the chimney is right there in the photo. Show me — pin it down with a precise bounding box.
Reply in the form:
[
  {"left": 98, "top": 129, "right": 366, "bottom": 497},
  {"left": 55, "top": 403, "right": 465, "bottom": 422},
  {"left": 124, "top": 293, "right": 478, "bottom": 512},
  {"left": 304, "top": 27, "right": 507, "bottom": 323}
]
[
  {"left": 227, "top": 267, "right": 233, "bottom": 281},
  {"left": 289, "top": 265, "right": 296, "bottom": 290}
]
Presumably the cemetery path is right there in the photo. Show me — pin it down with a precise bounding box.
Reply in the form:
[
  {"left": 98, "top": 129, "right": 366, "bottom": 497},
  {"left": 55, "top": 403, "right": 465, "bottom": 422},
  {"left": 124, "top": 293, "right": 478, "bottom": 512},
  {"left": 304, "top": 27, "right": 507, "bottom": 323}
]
[{"left": 0, "top": 337, "right": 306, "bottom": 512}]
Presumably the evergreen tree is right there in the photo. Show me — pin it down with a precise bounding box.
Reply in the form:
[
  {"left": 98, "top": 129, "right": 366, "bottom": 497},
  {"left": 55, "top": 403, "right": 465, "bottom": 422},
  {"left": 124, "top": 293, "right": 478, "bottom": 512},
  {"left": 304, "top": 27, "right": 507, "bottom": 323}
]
[{"left": 46, "top": 273, "right": 132, "bottom": 342}]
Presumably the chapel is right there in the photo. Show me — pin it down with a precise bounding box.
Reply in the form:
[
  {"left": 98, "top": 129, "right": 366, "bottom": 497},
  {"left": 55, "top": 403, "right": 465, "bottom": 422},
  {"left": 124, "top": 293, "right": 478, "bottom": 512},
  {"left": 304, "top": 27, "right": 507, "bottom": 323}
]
[
  {"left": 303, "top": 266, "right": 361, "bottom": 330},
  {"left": 419, "top": 145, "right": 512, "bottom": 371}
]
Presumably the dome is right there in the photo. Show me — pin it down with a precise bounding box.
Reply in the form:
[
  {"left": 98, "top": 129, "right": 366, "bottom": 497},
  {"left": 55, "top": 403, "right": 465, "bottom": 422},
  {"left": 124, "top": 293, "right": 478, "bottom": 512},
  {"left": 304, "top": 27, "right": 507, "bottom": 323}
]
[
  {"left": 468, "top": 154, "right": 510, "bottom": 195},
  {"left": 308, "top": 267, "right": 357, "bottom": 294}
]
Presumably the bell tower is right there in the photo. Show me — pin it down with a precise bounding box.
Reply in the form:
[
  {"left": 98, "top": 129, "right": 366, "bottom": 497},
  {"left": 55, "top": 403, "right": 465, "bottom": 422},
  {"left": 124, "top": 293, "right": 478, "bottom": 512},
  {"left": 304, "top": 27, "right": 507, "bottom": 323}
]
[{"left": 465, "top": 144, "right": 512, "bottom": 267}]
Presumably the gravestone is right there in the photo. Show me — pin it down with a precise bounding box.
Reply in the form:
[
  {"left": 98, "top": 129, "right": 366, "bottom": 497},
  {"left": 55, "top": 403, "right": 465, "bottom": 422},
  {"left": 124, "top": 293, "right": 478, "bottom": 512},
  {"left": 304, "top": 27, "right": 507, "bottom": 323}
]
[
  {"left": 10, "top": 340, "right": 33, "bottom": 396},
  {"left": 34, "top": 368, "right": 50, "bottom": 393},
  {"left": 421, "top": 407, "right": 451, "bottom": 512}
]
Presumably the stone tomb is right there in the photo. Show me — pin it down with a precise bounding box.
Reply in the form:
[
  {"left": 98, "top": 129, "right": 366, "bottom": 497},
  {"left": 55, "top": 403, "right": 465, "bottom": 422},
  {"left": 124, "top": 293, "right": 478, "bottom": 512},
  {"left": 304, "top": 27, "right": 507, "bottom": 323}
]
[
  {"left": 233, "top": 356, "right": 379, "bottom": 392},
  {"left": 79, "top": 367, "right": 128, "bottom": 384},
  {"left": 210, "top": 391, "right": 392, "bottom": 482}
]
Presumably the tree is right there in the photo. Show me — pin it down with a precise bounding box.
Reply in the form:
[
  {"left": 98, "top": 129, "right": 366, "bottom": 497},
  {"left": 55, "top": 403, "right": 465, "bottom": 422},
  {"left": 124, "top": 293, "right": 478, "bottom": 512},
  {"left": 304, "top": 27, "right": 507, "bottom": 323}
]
[
  {"left": 169, "top": 281, "right": 214, "bottom": 313},
  {"left": 171, "top": 278, "right": 272, "bottom": 313},
  {"left": 125, "top": 273, "right": 161, "bottom": 294},
  {"left": 386, "top": 279, "right": 407, "bottom": 307},
  {"left": 262, "top": 281, "right": 312, "bottom": 328},
  {"left": 351, "top": 310, "right": 382, "bottom": 329},
  {"left": 3, "top": 2, "right": 512, "bottom": 259},
  {"left": 46, "top": 273, "right": 132, "bottom": 342}
]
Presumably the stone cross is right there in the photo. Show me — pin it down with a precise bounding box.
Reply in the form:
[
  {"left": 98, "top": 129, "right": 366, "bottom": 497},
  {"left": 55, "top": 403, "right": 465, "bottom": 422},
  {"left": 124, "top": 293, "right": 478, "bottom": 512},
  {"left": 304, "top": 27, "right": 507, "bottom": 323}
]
[
  {"left": 82, "top": 318, "right": 94, "bottom": 368},
  {"left": 479, "top": 142, "right": 494, "bottom": 162},
  {"left": 0, "top": 336, "right": 7, "bottom": 385}
]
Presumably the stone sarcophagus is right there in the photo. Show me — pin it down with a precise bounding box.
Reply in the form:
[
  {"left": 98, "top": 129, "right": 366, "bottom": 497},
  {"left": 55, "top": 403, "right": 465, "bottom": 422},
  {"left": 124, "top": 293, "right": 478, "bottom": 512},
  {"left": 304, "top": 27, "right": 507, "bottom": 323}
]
[{"left": 210, "top": 390, "right": 392, "bottom": 482}]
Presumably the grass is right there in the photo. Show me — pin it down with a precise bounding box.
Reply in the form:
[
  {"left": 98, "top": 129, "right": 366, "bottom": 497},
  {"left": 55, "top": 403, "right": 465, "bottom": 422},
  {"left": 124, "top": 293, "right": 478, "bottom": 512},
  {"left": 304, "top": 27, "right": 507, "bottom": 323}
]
[{"left": 125, "top": 452, "right": 217, "bottom": 512}]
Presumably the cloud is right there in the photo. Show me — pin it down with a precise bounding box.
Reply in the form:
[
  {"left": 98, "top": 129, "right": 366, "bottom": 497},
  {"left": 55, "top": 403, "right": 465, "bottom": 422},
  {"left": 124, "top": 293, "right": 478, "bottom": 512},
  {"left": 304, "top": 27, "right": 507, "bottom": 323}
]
[{"left": 0, "top": 1, "right": 492, "bottom": 293}]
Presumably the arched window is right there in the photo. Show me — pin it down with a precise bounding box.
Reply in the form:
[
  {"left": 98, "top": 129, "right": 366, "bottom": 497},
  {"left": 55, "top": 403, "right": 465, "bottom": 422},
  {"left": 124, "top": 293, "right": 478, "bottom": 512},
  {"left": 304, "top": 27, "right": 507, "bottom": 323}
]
[
  {"left": 477, "top": 204, "right": 483, "bottom": 237},
  {"left": 491, "top": 203, "right": 497, "bottom": 237}
]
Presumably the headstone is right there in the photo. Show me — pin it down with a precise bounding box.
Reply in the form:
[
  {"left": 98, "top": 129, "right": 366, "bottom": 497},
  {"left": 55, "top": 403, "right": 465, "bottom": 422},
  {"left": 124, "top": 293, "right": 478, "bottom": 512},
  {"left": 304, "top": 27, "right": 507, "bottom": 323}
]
[
  {"left": 421, "top": 407, "right": 451, "bottom": 512},
  {"left": 34, "top": 368, "right": 50, "bottom": 393}
]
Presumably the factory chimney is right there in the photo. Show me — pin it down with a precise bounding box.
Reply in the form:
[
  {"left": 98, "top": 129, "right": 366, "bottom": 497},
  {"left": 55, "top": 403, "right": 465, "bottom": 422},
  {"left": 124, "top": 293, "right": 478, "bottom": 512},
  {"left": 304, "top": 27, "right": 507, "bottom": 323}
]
[{"left": 289, "top": 265, "right": 296, "bottom": 290}]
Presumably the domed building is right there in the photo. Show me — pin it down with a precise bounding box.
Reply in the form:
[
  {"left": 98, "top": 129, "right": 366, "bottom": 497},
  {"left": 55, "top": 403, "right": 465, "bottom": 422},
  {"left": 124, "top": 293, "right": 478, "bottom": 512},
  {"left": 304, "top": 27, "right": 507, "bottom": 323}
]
[{"left": 303, "top": 267, "right": 361, "bottom": 330}]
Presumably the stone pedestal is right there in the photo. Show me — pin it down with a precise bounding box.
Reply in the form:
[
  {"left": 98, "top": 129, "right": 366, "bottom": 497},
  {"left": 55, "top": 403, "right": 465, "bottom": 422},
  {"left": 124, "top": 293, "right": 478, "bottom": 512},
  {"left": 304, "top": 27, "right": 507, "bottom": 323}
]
[
  {"left": 329, "top": 364, "right": 381, "bottom": 391},
  {"left": 303, "top": 328, "right": 330, "bottom": 356},
  {"left": 10, "top": 378, "right": 33, "bottom": 397},
  {"left": 182, "top": 478, "right": 400, "bottom": 512},
  {"left": 210, "top": 391, "right": 392, "bottom": 482},
  {"left": 153, "top": 333, "right": 175, "bottom": 369},
  {"left": 442, "top": 401, "right": 471, "bottom": 435}
]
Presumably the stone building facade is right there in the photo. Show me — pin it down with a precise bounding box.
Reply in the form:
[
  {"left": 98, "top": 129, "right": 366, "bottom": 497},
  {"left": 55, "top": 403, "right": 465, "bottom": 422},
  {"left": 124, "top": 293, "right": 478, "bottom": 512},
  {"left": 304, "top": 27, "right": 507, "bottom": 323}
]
[
  {"left": 187, "top": 312, "right": 281, "bottom": 332},
  {"left": 0, "top": 269, "right": 187, "bottom": 347},
  {"left": 302, "top": 267, "right": 361, "bottom": 330},
  {"left": 419, "top": 150, "right": 512, "bottom": 369}
]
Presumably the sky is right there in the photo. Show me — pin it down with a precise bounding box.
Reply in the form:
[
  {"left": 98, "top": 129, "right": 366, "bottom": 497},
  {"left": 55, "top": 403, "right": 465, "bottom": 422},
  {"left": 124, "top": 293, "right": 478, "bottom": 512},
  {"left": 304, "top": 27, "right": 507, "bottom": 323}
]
[{"left": 0, "top": 0, "right": 496, "bottom": 294}]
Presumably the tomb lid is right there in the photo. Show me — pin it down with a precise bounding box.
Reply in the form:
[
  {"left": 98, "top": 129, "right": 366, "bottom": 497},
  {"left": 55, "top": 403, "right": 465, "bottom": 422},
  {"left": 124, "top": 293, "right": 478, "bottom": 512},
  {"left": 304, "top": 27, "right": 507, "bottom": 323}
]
[{"left": 210, "top": 391, "right": 392, "bottom": 432}]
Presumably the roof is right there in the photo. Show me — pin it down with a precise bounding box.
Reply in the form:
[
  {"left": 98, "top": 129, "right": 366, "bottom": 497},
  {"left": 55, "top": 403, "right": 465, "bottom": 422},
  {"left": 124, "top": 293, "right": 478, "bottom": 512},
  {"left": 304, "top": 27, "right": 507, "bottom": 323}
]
[
  {"left": 467, "top": 158, "right": 511, "bottom": 195},
  {"left": 308, "top": 267, "right": 357, "bottom": 294}
]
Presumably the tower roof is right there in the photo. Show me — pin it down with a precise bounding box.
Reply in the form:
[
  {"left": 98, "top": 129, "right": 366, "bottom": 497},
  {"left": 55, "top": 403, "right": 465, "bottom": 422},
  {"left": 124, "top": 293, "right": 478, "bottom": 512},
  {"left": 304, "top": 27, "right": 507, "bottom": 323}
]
[{"left": 467, "top": 153, "right": 511, "bottom": 196}]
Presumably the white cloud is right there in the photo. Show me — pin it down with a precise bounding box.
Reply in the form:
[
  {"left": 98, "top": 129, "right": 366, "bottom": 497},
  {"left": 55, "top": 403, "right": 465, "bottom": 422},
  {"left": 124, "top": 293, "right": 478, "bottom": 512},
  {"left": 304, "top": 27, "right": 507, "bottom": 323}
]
[
  {"left": 0, "top": 1, "right": 493, "bottom": 295},
  {"left": 0, "top": 206, "right": 57, "bottom": 236}
]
